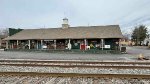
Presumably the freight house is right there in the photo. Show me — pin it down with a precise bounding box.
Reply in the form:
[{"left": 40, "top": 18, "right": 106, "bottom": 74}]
[{"left": 4, "top": 18, "right": 123, "bottom": 51}]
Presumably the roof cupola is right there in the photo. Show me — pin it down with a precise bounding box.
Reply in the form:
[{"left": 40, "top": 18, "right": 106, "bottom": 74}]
[{"left": 62, "top": 18, "right": 69, "bottom": 29}]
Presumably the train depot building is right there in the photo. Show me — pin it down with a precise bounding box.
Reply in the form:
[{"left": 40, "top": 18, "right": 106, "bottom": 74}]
[{"left": 4, "top": 18, "right": 123, "bottom": 52}]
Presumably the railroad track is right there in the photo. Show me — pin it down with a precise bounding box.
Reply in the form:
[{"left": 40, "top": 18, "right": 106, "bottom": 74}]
[
  {"left": 0, "top": 72, "right": 150, "bottom": 78},
  {"left": 0, "top": 60, "right": 150, "bottom": 83},
  {"left": 0, "top": 63, "right": 150, "bottom": 69},
  {"left": 1, "top": 59, "right": 150, "bottom": 65},
  {"left": 0, "top": 60, "right": 150, "bottom": 68},
  {"left": 0, "top": 72, "right": 150, "bottom": 84}
]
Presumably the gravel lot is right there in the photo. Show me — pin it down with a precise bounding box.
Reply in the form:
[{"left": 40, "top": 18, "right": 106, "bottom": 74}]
[
  {"left": 0, "top": 51, "right": 131, "bottom": 60},
  {"left": 0, "top": 46, "right": 146, "bottom": 61}
]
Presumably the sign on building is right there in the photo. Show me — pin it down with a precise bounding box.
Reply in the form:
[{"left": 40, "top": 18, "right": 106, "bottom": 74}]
[{"left": 105, "top": 45, "right": 110, "bottom": 48}]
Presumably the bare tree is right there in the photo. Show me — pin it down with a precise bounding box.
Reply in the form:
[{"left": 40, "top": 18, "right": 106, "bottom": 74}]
[{"left": 0, "top": 28, "right": 9, "bottom": 36}]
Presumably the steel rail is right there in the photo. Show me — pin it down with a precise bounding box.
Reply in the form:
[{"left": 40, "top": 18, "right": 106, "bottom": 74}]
[
  {"left": 0, "top": 72, "right": 150, "bottom": 78},
  {"left": 0, "top": 60, "right": 150, "bottom": 64},
  {"left": 0, "top": 64, "right": 150, "bottom": 69}
]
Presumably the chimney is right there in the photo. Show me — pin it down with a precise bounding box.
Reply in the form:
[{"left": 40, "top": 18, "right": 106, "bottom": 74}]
[{"left": 62, "top": 18, "right": 69, "bottom": 29}]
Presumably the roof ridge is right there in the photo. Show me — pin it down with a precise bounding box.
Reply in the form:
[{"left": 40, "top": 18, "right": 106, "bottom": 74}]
[
  {"left": 70, "top": 25, "right": 119, "bottom": 28},
  {"left": 15, "top": 25, "right": 120, "bottom": 30}
]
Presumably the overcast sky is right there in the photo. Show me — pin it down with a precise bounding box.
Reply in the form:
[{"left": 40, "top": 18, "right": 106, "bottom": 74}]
[{"left": 0, "top": 0, "right": 150, "bottom": 33}]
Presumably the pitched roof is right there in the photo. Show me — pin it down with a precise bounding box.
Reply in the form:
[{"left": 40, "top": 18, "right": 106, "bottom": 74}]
[{"left": 4, "top": 25, "right": 123, "bottom": 40}]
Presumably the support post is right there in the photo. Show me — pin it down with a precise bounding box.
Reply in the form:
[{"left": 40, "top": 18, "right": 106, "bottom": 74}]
[
  {"left": 41, "top": 40, "right": 43, "bottom": 49},
  {"left": 17, "top": 40, "right": 18, "bottom": 49},
  {"left": 6, "top": 40, "right": 8, "bottom": 49},
  {"left": 69, "top": 39, "right": 71, "bottom": 44},
  {"left": 12, "top": 43, "right": 13, "bottom": 49},
  {"left": 37, "top": 40, "right": 38, "bottom": 49},
  {"left": 101, "top": 39, "right": 104, "bottom": 50},
  {"left": 68, "top": 39, "right": 71, "bottom": 50},
  {"left": 28, "top": 40, "right": 31, "bottom": 49},
  {"left": 54, "top": 40, "right": 56, "bottom": 50},
  {"left": 84, "top": 39, "right": 87, "bottom": 50}
]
